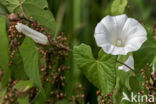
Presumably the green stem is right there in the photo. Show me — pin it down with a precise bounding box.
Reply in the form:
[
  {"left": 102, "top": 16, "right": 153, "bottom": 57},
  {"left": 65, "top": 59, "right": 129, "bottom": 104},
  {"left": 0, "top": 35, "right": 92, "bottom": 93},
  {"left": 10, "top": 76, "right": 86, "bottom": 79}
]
[
  {"left": 116, "top": 60, "right": 136, "bottom": 76},
  {"left": 113, "top": 77, "right": 121, "bottom": 104}
]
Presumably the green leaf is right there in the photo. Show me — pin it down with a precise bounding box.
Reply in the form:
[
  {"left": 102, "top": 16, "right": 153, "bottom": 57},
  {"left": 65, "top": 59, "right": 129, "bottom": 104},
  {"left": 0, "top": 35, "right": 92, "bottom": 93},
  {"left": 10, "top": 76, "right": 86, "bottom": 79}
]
[
  {"left": 134, "top": 27, "right": 156, "bottom": 72},
  {"left": 2, "top": 0, "right": 48, "bottom": 13},
  {"left": 74, "top": 44, "right": 117, "bottom": 96},
  {"left": 1, "top": 0, "right": 55, "bottom": 33},
  {"left": 116, "top": 54, "right": 132, "bottom": 89},
  {"left": 0, "top": 3, "right": 9, "bottom": 16},
  {"left": 10, "top": 52, "right": 26, "bottom": 80},
  {"left": 0, "top": 17, "right": 10, "bottom": 86},
  {"left": 23, "top": 4, "right": 55, "bottom": 33},
  {"left": 15, "top": 80, "right": 34, "bottom": 92},
  {"left": 74, "top": 44, "right": 134, "bottom": 103},
  {"left": 0, "top": 17, "right": 9, "bottom": 71},
  {"left": 2, "top": 0, "right": 21, "bottom": 13},
  {"left": 129, "top": 76, "right": 140, "bottom": 92},
  {"left": 111, "top": 0, "right": 128, "bottom": 15},
  {"left": 0, "top": 87, "right": 6, "bottom": 102},
  {"left": 17, "top": 95, "right": 29, "bottom": 104},
  {"left": 113, "top": 55, "right": 132, "bottom": 104},
  {"left": 55, "top": 3, "right": 65, "bottom": 35},
  {"left": 19, "top": 37, "right": 44, "bottom": 95},
  {"left": 24, "top": 0, "right": 48, "bottom": 9}
]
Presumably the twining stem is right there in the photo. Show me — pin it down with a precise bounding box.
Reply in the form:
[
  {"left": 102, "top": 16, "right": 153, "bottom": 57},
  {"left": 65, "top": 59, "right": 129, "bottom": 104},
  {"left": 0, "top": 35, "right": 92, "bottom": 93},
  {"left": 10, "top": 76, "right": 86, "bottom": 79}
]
[
  {"left": 19, "top": 17, "right": 32, "bottom": 23},
  {"left": 19, "top": 0, "right": 26, "bottom": 17},
  {"left": 116, "top": 60, "right": 136, "bottom": 75},
  {"left": 47, "top": 35, "right": 72, "bottom": 52}
]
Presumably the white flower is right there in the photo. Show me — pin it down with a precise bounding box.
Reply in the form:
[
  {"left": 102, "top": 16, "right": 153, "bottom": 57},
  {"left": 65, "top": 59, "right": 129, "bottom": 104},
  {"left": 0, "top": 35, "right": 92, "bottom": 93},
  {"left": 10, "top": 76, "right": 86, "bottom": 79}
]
[
  {"left": 94, "top": 14, "right": 147, "bottom": 55},
  {"left": 15, "top": 23, "right": 48, "bottom": 45},
  {"left": 118, "top": 56, "right": 134, "bottom": 72}
]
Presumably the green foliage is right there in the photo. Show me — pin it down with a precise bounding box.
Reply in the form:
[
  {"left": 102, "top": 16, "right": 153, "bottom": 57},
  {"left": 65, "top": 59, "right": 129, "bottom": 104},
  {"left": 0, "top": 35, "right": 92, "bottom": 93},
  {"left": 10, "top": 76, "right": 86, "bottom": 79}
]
[
  {"left": 23, "top": 0, "right": 48, "bottom": 9},
  {"left": 19, "top": 37, "right": 44, "bottom": 95},
  {"left": 55, "top": 3, "right": 65, "bottom": 35},
  {"left": 73, "top": 44, "right": 137, "bottom": 104},
  {"left": 15, "top": 80, "right": 33, "bottom": 104},
  {"left": 23, "top": 4, "right": 55, "bottom": 34},
  {"left": 0, "top": 17, "right": 10, "bottom": 86},
  {"left": 111, "top": 0, "right": 128, "bottom": 15},
  {"left": 74, "top": 44, "right": 117, "bottom": 96},
  {"left": 0, "top": 17, "right": 9, "bottom": 72},
  {"left": 0, "top": 88, "right": 6, "bottom": 102},
  {"left": 134, "top": 27, "right": 156, "bottom": 71},
  {"left": 17, "top": 95, "right": 29, "bottom": 104},
  {"left": 1, "top": 0, "right": 48, "bottom": 13},
  {"left": 15, "top": 81, "right": 33, "bottom": 104},
  {"left": 15, "top": 80, "right": 34, "bottom": 92},
  {"left": 2, "top": 0, "right": 21, "bottom": 13},
  {"left": 0, "top": 0, "right": 156, "bottom": 103},
  {"left": 1, "top": 0, "right": 56, "bottom": 33},
  {"left": 73, "top": 0, "right": 81, "bottom": 28},
  {"left": 10, "top": 52, "right": 26, "bottom": 80},
  {"left": 0, "top": 3, "right": 8, "bottom": 16},
  {"left": 129, "top": 76, "right": 140, "bottom": 92}
]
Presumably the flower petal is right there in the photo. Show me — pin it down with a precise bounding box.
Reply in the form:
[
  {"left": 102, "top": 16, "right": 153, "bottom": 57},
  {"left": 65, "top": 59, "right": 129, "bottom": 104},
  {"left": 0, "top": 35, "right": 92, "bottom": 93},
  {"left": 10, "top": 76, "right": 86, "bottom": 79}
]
[
  {"left": 94, "top": 14, "right": 147, "bottom": 55},
  {"left": 94, "top": 23, "right": 111, "bottom": 46},
  {"left": 101, "top": 14, "right": 128, "bottom": 41},
  {"left": 122, "top": 18, "right": 147, "bottom": 52},
  {"left": 125, "top": 36, "right": 146, "bottom": 53},
  {"left": 118, "top": 56, "right": 134, "bottom": 72}
]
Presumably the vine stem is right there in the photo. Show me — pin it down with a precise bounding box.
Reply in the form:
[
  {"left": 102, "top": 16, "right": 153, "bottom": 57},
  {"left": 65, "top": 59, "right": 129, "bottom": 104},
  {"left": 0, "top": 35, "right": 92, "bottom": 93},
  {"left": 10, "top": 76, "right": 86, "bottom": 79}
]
[
  {"left": 116, "top": 60, "right": 136, "bottom": 76},
  {"left": 18, "top": 0, "right": 33, "bottom": 23},
  {"left": 19, "top": 0, "right": 27, "bottom": 18}
]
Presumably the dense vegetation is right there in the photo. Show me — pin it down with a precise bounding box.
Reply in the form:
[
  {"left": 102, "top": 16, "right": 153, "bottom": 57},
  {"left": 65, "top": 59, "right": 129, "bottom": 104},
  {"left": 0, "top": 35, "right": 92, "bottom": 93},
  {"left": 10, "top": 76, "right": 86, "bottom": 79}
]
[{"left": 0, "top": 0, "right": 156, "bottom": 104}]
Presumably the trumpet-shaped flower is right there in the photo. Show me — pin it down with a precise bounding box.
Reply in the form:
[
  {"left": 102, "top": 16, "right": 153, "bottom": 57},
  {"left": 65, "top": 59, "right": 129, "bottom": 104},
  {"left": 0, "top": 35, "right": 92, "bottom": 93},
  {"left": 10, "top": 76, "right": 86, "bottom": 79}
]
[
  {"left": 15, "top": 23, "right": 48, "bottom": 45},
  {"left": 118, "top": 56, "right": 134, "bottom": 72},
  {"left": 94, "top": 14, "right": 147, "bottom": 55}
]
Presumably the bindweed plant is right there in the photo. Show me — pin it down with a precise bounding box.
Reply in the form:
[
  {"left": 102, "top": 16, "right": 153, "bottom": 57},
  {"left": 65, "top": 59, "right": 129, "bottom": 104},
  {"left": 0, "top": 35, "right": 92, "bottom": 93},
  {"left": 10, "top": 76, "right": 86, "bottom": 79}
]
[{"left": 0, "top": 0, "right": 155, "bottom": 104}]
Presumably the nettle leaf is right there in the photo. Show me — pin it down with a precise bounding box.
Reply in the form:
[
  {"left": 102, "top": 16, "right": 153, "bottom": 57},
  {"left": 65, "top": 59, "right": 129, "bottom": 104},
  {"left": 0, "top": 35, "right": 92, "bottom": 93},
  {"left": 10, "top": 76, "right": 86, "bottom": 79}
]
[
  {"left": 111, "top": 0, "right": 128, "bottom": 15},
  {"left": 134, "top": 27, "right": 156, "bottom": 72},
  {"left": 74, "top": 44, "right": 117, "bottom": 95},
  {"left": 19, "top": 37, "right": 45, "bottom": 95},
  {"left": 1, "top": 0, "right": 48, "bottom": 13},
  {"left": 0, "top": 17, "right": 10, "bottom": 86},
  {"left": 23, "top": 4, "right": 56, "bottom": 34}
]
